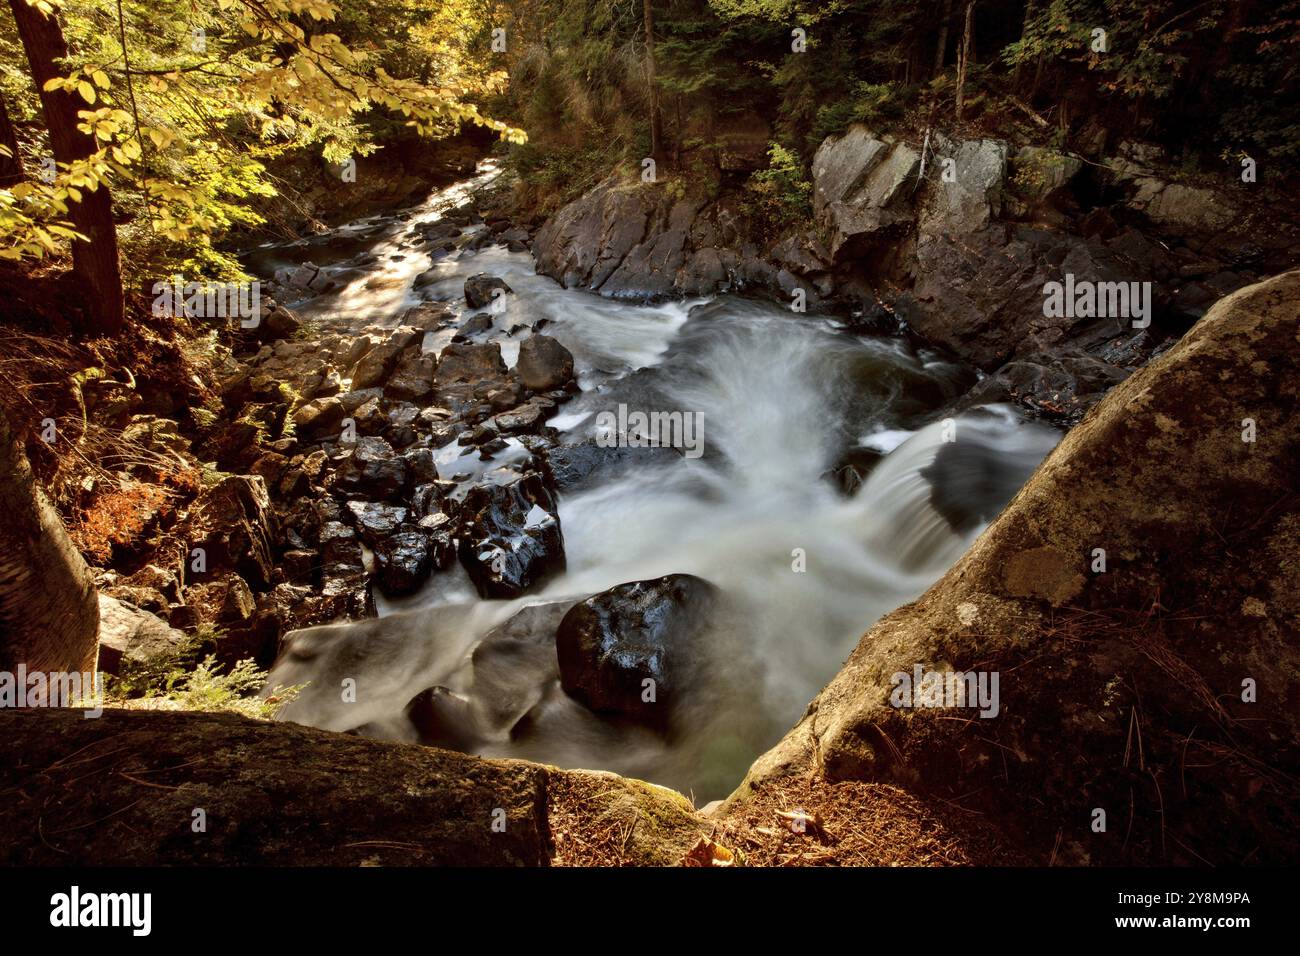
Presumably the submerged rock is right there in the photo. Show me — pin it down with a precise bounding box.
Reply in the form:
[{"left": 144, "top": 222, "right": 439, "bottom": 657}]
[{"left": 555, "top": 574, "right": 719, "bottom": 727}]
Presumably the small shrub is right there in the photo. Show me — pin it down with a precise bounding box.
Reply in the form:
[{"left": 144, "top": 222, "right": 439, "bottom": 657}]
[
  {"left": 108, "top": 631, "right": 301, "bottom": 720},
  {"left": 743, "top": 143, "right": 812, "bottom": 237}
]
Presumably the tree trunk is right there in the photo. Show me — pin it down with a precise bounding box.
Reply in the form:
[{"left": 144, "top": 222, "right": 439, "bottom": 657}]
[
  {"left": 8, "top": 0, "right": 125, "bottom": 336},
  {"left": 0, "top": 407, "right": 100, "bottom": 675},
  {"left": 955, "top": 1, "right": 975, "bottom": 119},
  {"left": 643, "top": 0, "right": 663, "bottom": 168},
  {"left": 1013, "top": 0, "right": 1039, "bottom": 92},
  {"left": 0, "top": 92, "right": 23, "bottom": 187},
  {"left": 933, "top": 0, "right": 953, "bottom": 75}
]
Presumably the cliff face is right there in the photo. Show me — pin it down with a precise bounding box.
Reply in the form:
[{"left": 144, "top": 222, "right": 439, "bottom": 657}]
[{"left": 725, "top": 270, "right": 1300, "bottom": 865}]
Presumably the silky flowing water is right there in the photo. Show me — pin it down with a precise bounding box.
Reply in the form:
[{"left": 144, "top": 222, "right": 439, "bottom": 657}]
[{"left": 255, "top": 166, "right": 1060, "bottom": 799}]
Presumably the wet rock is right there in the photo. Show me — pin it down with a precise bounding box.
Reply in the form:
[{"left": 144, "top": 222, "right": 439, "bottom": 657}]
[
  {"left": 907, "top": 224, "right": 1138, "bottom": 371},
  {"left": 280, "top": 548, "right": 319, "bottom": 583},
  {"left": 515, "top": 335, "right": 575, "bottom": 391},
  {"left": 539, "top": 440, "right": 678, "bottom": 493},
  {"left": 827, "top": 445, "right": 885, "bottom": 496},
  {"left": 384, "top": 351, "right": 436, "bottom": 403},
  {"left": 345, "top": 500, "right": 409, "bottom": 546},
  {"left": 400, "top": 302, "right": 455, "bottom": 331},
  {"left": 373, "top": 530, "right": 435, "bottom": 596},
  {"left": 457, "top": 472, "right": 565, "bottom": 599},
  {"left": 317, "top": 569, "right": 375, "bottom": 622},
  {"left": 402, "top": 447, "right": 440, "bottom": 487},
  {"left": 555, "top": 574, "right": 719, "bottom": 726},
  {"left": 334, "top": 436, "right": 407, "bottom": 500},
  {"left": 406, "top": 686, "right": 481, "bottom": 750},
  {"left": 409, "top": 482, "right": 446, "bottom": 520},
  {"left": 433, "top": 342, "right": 510, "bottom": 413},
  {"left": 455, "top": 313, "right": 495, "bottom": 340},
  {"left": 383, "top": 403, "right": 420, "bottom": 448},
  {"left": 435, "top": 342, "right": 507, "bottom": 384},
  {"left": 960, "top": 350, "right": 1132, "bottom": 422},
  {"left": 464, "top": 274, "right": 512, "bottom": 309},
  {"left": 493, "top": 402, "right": 545, "bottom": 435},
  {"left": 319, "top": 520, "right": 362, "bottom": 567},
  {"left": 477, "top": 437, "right": 509, "bottom": 458}
]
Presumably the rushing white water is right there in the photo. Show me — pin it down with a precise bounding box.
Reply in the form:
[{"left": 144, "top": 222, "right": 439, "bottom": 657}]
[{"left": 262, "top": 170, "right": 1061, "bottom": 800}]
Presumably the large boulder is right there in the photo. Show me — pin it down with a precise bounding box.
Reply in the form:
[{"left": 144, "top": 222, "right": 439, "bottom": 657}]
[
  {"left": 514, "top": 335, "right": 575, "bottom": 391},
  {"left": 0, "top": 708, "right": 551, "bottom": 865},
  {"left": 532, "top": 175, "right": 751, "bottom": 300},
  {"left": 811, "top": 125, "right": 921, "bottom": 260},
  {"left": 906, "top": 223, "right": 1160, "bottom": 371},
  {"left": 556, "top": 574, "right": 719, "bottom": 727},
  {"left": 434, "top": 341, "right": 508, "bottom": 385},
  {"left": 921, "top": 135, "right": 1008, "bottom": 235},
  {"left": 540, "top": 440, "right": 679, "bottom": 494},
  {"left": 96, "top": 594, "right": 188, "bottom": 676},
  {"left": 730, "top": 271, "right": 1300, "bottom": 866},
  {"left": 533, "top": 176, "right": 658, "bottom": 292}
]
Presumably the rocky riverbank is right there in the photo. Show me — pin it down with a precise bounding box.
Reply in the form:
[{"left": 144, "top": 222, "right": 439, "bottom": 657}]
[
  {"left": 7, "top": 267, "right": 1295, "bottom": 866},
  {"left": 15, "top": 125, "right": 1298, "bottom": 866},
  {"left": 529, "top": 127, "right": 1300, "bottom": 423}
]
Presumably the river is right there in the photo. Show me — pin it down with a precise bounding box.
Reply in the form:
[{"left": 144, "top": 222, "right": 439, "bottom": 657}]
[{"left": 254, "top": 163, "right": 1060, "bottom": 800}]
